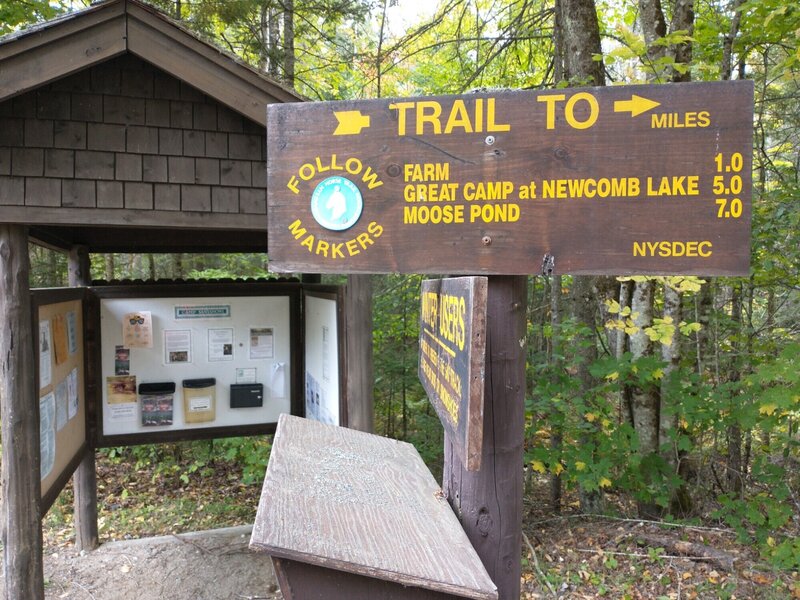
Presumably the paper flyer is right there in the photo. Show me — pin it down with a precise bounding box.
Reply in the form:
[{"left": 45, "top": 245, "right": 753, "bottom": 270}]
[
  {"left": 236, "top": 368, "right": 257, "bottom": 384},
  {"left": 39, "top": 392, "right": 56, "bottom": 480},
  {"left": 39, "top": 320, "right": 52, "bottom": 390},
  {"left": 52, "top": 313, "right": 69, "bottom": 365},
  {"left": 66, "top": 310, "right": 78, "bottom": 355},
  {"left": 107, "top": 375, "right": 137, "bottom": 421},
  {"left": 123, "top": 311, "right": 153, "bottom": 348},
  {"left": 115, "top": 345, "right": 130, "bottom": 375},
  {"left": 249, "top": 327, "right": 274, "bottom": 359},
  {"left": 164, "top": 329, "right": 192, "bottom": 364},
  {"left": 55, "top": 379, "right": 68, "bottom": 431},
  {"left": 208, "top": 328, "right": 234, "bottom": 362},
  {"left": 67, "top": 367, "right": 79, "bottom": 420}
]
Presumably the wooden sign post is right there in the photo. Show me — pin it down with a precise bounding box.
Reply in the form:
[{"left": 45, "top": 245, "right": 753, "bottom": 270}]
[
  {"left": 443, "top": 276, "right": 527, "bottom": 599},
  {"left": 264, "top": 81, "right": 755, "bottom": 600}
]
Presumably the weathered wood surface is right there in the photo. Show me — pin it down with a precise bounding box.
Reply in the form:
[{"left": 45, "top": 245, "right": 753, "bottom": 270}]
[
  {"left": 250, "top": 414, "right": 498, "bottom": 600},
  {"left": 0, "top": 0, "right": 299, "bottom": 111},
  {"left": 419, "top": 277, "right": 487, "bottom": 471},
  {"left": 68, "top": 245, "right": 99, "bottom": 552},
  {"left": 0, "top": 224, "right": 45, "bottom": 600},
  {"left": 444, "top": 276, "right": 527, "bottom": 600},
  {"left": 272, "top": 557, "right": 486, "bottom": 600},
  {"left": 0, "top": 3, "right": 126, "bottom": 101},
  {"left": 266, "top": 82, "right": 753, "bottom": 275},
  {"left": 344, "top": 274, "right": 373, "bottom": 432},
  {"left": 73, "top": 453, "right": 99, "bottom": 551}
]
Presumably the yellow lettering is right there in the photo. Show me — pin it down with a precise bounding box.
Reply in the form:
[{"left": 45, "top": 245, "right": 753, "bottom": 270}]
[
  {"left": 390, "top": 102, "right": 415, "bottom": 135},
  {"left": 298, "top": 163, "right": 315, "bottom": 180},
  {"left": 362, "top": 166, "right": 384, "bottom": 189},
  {"left": 444, "top": 100, "right": 473, "bottom": 134},
  {"left": 538, "top": 94, "right": 566, "bottom": 130},
  {"left": 403, "top": 204, "right": 465, "bottom": 224},
  {"left": 486, "top": 98, "right": 510, "bottom": 132},
  {"left": 368, "top": 220, "right": 383, "bottom": 237},
  {"left": 345, "top": 239, "right": 359, "bottom": 256},
  {"left": 345, "top": 157, "right": 362, "bottom": 175},
  {"left": 564, "top": 92, "right": 599, "bottom": 130},
  {"left": 288, "top": 219, "right": 307, "bottom": 239},
  {"left": 633, "top": 240, "right": 714, "bottom": 258},
  {"left": 417, "top": 101, "right": 442, "bottom": 135}
]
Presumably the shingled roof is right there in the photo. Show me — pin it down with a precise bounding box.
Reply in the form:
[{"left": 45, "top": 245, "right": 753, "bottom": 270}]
[
  {"left": 0, "top": 0, "right": 302, "bottom": 124},
  {"left": 0, "top": 0, "right": 303, "bottom": 253}
]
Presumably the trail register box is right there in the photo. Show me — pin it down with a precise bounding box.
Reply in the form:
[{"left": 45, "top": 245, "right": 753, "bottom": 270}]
[{"left": 267, "top": 80, "right": 753, "bottom": 276}]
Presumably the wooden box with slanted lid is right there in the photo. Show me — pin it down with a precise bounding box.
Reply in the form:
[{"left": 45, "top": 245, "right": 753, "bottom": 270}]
[{"left": 250, "top": 414, "right": 498, "bottom": 600}]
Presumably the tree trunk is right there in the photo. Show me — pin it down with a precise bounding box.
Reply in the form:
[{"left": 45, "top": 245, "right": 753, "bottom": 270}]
[
  {"left": 173, "top": 253, "right": 184, "bottom": 279},
  {"left": 0, "top": 224, "right": 45, "bottom": 600},
  {"left": 669, "top": 0, "right": 694, "bottom": 82},
  {"left": 661, "top": 281, "right": 692, "bottom": 514},
  {"left": 638, "top": 0, "right": 667, "bottom": 77},
  {"left": 104, "top": 253, "right": 114, "bottom": 281},
  {"left": 721, "top": 0, "right": 745, "bottom": 81},
  {"left": 726, "top": 283, "right": 743, "bottom": 495},
  {"left": 283, "top": 0, "right": 295, "bottom": 86},
  {"left": 617, "top": 281, "right": 634, "bottom": 425},
  {"left": 629, "top": 280, "right": 659, "bottom": 457},
  {"left": 549, "top": 274, "right": 562, "bottom": 513},
  {"left": 260, "top": 4, "right": 270, "bottom": 73},
  {"left": 558, "top": 0, "right": 605, "bottom": 513},
  {"left": 572, "top": 276, "right": 604, "bottom": 513},
  {"left": 559, "top": 0, "right": 605, "bottom": 85},
  {"left": 660, "top": 282, "right": 681, "bottom": 471},
  {"left": 268, "top": 5, "right": 280, "bottom": 78},
  {"left": 629, "top": 279, "right": 662, "bottom": 518},
  {"left": 552, "top": 0, "right": 565, "bottom": 83}
]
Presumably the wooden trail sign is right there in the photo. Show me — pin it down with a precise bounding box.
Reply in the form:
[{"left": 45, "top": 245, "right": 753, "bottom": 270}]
[
  {"left": 418, "top": 277, "right": 487, "bottom": 471},
  {"left": 267, "top": 80, "right": 753, "bottom": 276}
]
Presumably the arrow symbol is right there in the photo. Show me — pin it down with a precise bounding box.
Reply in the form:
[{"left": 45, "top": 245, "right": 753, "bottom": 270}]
[
  {"left": 614, "top": 95, "right": 661, "bottom": 117},
  {"left": 333, "top": 110, "right": 371, "bottom": 135}
]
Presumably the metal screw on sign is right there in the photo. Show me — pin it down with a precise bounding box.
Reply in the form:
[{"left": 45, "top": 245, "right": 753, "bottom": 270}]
[{"left": 484, "top": 135, "right": 495, "bottom": 145}]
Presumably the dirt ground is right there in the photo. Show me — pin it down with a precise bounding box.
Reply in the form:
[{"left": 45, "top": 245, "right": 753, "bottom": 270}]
[{"left": 1, "top": 525, "right": 281, "bottom": 600}]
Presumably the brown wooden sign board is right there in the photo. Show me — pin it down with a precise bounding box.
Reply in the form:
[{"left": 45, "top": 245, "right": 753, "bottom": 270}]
[
  {"left": 266, "top": 80, "right": 753, "bottom": 275},
  {"left": 419, "top": 277, "right": 487, "bottom": 471}
]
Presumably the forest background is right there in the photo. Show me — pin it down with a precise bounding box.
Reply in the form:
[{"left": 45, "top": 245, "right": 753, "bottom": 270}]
[{"left": 4, "top": 0, "right": 800, "bottom": 593}]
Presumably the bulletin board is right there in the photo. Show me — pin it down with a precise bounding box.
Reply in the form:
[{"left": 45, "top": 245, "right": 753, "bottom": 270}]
[
  {"left": 33, "top": 288, "right": 88, "bottom": 515},
  {"left": 303, "top": 287, "right": 346, "bottom": 427},
  {"left": 93, "top": 283, "right": 302, "bottom": 445}
]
